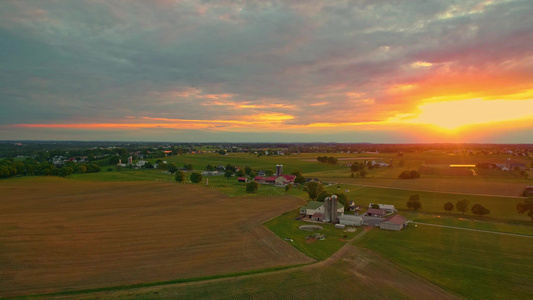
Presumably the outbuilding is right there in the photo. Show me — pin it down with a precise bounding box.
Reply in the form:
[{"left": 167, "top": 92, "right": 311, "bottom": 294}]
[
  {"left": 379, "top": 215, "right": 408, "bottom": 231},
  {"left": 338, "top": 214, "right": 363, "bottom": 226},
  {"left": 366, "top": 208, "right": 386, "bottom": 218}
]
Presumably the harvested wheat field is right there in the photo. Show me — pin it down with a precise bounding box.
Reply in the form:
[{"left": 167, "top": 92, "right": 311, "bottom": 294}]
[{"left": 0, "top": 177, "right": 312, "bottom": 297}]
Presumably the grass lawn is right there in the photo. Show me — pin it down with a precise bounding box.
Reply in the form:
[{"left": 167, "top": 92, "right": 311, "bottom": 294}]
[
  {"left": 264, "top": 210, "right": 360, "bottom": 260},
  {"left": 354, "top": 225, "right": 533, "bottom": 299}
]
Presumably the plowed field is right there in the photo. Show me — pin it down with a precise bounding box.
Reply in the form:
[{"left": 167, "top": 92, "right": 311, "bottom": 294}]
[{"left": 0, "top": 178, "right": 312, "bottom": 297}]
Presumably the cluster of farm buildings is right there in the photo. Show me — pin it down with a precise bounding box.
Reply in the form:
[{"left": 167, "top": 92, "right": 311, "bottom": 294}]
[{"left": 300, "top": 200, "right": 408, "bottom": 231}]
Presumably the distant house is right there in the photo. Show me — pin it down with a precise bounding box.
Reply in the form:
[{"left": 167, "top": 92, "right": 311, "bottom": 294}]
[
  {"left": 257, "top": 170, "right": 266, "bottom": 176},
  {"left": 300, "top": 201, "right": 344, "bottom": 218},
  {"left": 338, "top": 214, "right": 363, "bottom": 226},
  {"left": 379, "top": 215, "right": 408, "bottom": 231},
  {"left": 201, "top": 171, "right": 222, "bottom": 176},
  {"left": 366, "top": 208, "right": 386, "bottom": 218},
  {"left": 348, "top": 202, "right": 360, "bottom": 212},
  {"left": 275, "top": 175, "right": 296, "bottom": 187},
  {"left": 368, "top": 204, "right": 397, "bottom": 214},
  {"left": 136, "top": 160, "right": 148, "bottom": 168},
  {"left": 237, "top": 177, "right": 249, "bottom": 183}
]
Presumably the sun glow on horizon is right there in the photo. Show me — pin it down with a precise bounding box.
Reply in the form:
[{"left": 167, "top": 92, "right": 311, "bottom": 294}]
[{"left": 401, "top": 99, "right": 533, "bottom": 130}]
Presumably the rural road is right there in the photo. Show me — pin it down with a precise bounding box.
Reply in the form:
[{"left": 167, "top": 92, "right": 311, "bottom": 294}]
[
  {"left": 411, "top": 221, "right": 533, "bottom": 238},
  {"left": 332, "top": 181, "right": 526, "bottom": 199}
]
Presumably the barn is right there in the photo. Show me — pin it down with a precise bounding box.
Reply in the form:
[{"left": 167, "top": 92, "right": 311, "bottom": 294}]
[{"left": 379, "top": 215, "right": 408, "bottom": 231}]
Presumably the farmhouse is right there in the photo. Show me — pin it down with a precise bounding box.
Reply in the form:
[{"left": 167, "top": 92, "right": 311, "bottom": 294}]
[
  {"left": 300, "top": 199, "right": 344, "bottom": 222},
  {"left": 237, "top": 177, "right": 249, "bottom": 183},
  {"left": 379, "top": 214, "right": 408, "bottom": 231},
  {"left": 366, "top": 208, "right": 386, "bottom": 218},
  {"left": 338, "top": 214, "right": 363, "bottom": 226}
]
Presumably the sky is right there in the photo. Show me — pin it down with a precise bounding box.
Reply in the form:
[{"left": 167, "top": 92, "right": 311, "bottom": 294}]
[{"left": 1, "top": 0, "right": 532, "bottom": 143}]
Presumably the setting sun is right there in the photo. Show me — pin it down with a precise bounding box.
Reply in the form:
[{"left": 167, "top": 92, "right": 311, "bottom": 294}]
[{"left": 405, "top": 99, "right": 533, "bottom": 130}]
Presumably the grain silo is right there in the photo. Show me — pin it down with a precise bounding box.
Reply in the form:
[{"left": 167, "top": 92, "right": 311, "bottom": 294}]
[
  {"left": 324, "top": 196, "right": 332, "bottom": 223},
  {"left": 331, "top": 195, "right": 338, "bottom": 223},
  {"left": 276, "top": 164, "right": 283, "bottom": 176}
]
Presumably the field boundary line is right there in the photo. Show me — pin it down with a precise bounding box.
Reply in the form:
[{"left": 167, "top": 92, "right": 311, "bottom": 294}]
[
  {"left": 328, "top": 181, "right": 526, "bottom": 199},
  {"left": 411, "top": 222, "right": 533, "bottom": 238}
]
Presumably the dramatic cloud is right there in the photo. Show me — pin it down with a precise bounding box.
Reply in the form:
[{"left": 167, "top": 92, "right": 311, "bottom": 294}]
[{"left": 0, "top": 0, "right": 532, "bottom": 142}]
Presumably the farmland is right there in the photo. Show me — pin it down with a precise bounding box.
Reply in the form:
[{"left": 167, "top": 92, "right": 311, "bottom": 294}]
[
  {"left": 354, "top": 223, "right": 533, "bottom": 299},
  {"left": 57, "top": 245, "right": 460, "bottom": 300},
  {"left": 1, "top": 148, "right": 532, "bottom": 298},
  {"left": 0, "top": 177, "right": 312, "bottom": 297}
]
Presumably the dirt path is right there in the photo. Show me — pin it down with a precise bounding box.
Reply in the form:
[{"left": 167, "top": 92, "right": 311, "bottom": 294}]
[{"left": 411, "top": 221, "right": 533, "bottom": 238}]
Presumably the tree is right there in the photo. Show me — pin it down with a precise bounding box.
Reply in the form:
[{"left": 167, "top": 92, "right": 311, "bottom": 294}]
[
  {"left": 236, "top": 169, "right": 245, "bottom": 177},
  {"left": 184, "top": 164, "right": 193, "bottom": 171},
  {"left": 190, "top": 172, "right": 202, "bottom": 184},
  {"left": 444, "top": 202, "right": 454, "bottom": 214},
  {"left": 244, "top": 166, "right": 252, "bottom": 175},
  {"left": 316, "top": 191, "right": 331, "bottom": 202},
  {"left": 350, "top": 162, "right": 364, "bottom": 172},
  {"left": 224, "top": 170, "right": 233, "bottom": 178},
  {"left": 246, "top": 181, "right": 259, "bottom": 193},
  {"left": 291, "top": 169, "right": 303, "bottom": 178},
  {"left": 517, "top": 198, "right": 533, "bottom": 221},
  {"left": 294, "top": 176, "right": 306, "bottom": 184},
  {"left": 304, "top": 181, "right": 324, "bottom": 201},
  {"left": 398, "top": 170, "right": 420, "bottom": 179},
  {"left": 206, "top": 164, "right": 214, "bottom": 171},
  {"left": 285, "top": 183, "right": 293, "bottom": 193},
  {"left": 406, "top": 194, "right": 422, "bottom": 211},
  {"left": 456, "top": 199, "right": 469, "bottom": 215},
  {"left": 175, "top": 170, "right": 185, "bottom": 183},
  {"left": 359, "top": 169, "right": 368, "bottom": 178},
  {"left": 265, "top": 169, "right": 274, "bottom": 176},
  {"left": 167, "top": 163, "right": 178, "bottom": 174},
  {"left": 336, "top": 193, "right": 348, "bottom": 208},
  {"left": 471, "top": 203, "right": 490, "bottom": 216},
  {"left": 371, "top": 203, "right": 380, "bottom": 209},
  {"left": 218, "top": 150, "right": 226, "bottom": 155}
]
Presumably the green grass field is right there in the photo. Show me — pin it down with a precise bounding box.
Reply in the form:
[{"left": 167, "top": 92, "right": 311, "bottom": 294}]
[
  {"left": 322, "top": 184, "right": 532, "bottom": 222},
  {"left": 354, "top": 224, "right": 533, "bottom": 299},
  {"left": 264, "top": 210, "right": 360, "bottom": 260}
]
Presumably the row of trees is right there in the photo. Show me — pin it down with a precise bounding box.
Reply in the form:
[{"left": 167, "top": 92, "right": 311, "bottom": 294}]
[
  {"left": 406, "top": 196, "right": 491, "bottom": 217},
  {"left": 443, "top": 199, "right": 490, "bottom": 216},
  {"left": 0, "top": 158, "right": 101, "bottom": 178},
  {"left": 317, "top": 156, "right": 338, "bottom": 165}
]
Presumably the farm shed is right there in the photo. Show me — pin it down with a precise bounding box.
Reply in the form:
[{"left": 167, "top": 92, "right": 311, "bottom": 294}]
[
  {"left": 237, "top": 177, "right": 249, "bottom": 183},
  {"left": 338, "top": 214, "right": 363, "bottom": 226},
  {"left": 366, "top": 208, "right": 386, "bottom": 218},
  {"left": 368, "top": 203, "right": 397, "bottom": 214},
  {"left": 312, "top": 212, "right": 323, "bottom": 222},
  {"left": 379, "top": 215, "right": 408, "bottom": 231}
]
